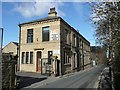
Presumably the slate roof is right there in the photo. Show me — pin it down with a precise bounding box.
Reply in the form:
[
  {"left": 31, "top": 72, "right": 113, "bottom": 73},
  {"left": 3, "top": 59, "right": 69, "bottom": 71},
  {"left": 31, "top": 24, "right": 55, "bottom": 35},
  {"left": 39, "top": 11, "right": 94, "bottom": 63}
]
[
  {"left": 19, "top": 16, "right": 60, "bottom": 26},
  {"left": 12, "top": 42, "right": 18, "bottom": 46}
]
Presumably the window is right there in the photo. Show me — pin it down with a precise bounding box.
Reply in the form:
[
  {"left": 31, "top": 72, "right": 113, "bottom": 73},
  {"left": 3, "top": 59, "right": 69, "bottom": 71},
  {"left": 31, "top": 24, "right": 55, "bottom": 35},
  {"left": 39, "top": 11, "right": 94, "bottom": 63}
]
[
  {"left": 65, "top": 29, "right": 70, "bottom": 44},
  {"left": 26, "top": 52, "right": 29, "bottom": 64},
  {"left": 64, "top": 51, "right": 70, "bottom": 64},
  {"left": 30, "top": 52, "right": 33, "bottom": 64},
  {"left": 63, "top": 51, "right": 66, "bottom": 64},
  {"left": 48, "top": 51, "right": 53, "bottom": 64},
  {"left": 73, "top": 34, "right": 75, "bottom": 46},
  {"left": 27, "top": 29, "right": 33, "bottom": 43},
  {"left": 42, "top": 26, "right": 50, "bottom": 41},
  {"left": 79, "top": 39, "right": 81, "bottom": 47},
  {"left": 74, "top": 53, "right": 76, "bottom": 67},
  {"left": 22, "top": 52, "right": 25, "bottom": 64},
  {"left": 68, "top": 57, "right": 70, "bottom": 63},
  {"left": 75, "top": 36, "right": 77, "bottom": 47},
  {"left": 9, "top": 52, "right": 13, "bottom": 55}
]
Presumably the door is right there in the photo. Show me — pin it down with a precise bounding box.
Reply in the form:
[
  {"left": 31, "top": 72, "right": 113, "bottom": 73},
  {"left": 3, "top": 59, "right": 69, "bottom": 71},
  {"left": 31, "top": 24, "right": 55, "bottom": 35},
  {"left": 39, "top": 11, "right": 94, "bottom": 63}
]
[
  {"left": 36, "top": 51, "right": 42, "bottom": 73},
  {"left": 56, "top": 60, "right": 60, "bottom": 76}
]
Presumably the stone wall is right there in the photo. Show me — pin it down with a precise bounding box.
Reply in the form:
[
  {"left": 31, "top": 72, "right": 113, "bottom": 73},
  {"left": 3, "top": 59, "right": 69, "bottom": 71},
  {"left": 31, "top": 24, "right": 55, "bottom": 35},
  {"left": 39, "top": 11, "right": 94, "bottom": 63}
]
[{"left": 2, "top": 53, "right": 17, "bottom": 89}]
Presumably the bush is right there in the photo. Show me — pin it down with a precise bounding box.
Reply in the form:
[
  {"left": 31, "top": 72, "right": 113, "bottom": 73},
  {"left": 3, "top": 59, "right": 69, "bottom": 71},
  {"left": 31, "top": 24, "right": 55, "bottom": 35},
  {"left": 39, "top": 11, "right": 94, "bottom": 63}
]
[
  {"left": 113, "top": 41, "right": 120, "bottom": 90},
  {"left": 113, "top": 72, "right": 120, "bottom": 90}
]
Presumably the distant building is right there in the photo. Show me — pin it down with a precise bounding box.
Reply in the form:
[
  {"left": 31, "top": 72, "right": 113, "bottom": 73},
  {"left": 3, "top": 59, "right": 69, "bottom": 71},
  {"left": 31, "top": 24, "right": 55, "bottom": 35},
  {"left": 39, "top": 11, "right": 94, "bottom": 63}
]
[
  {"left": 2, "top": 42, "right": 18, "bottom": 56},
  {"left": 19, "top": 8, "right": 90, "bottom": 75}
]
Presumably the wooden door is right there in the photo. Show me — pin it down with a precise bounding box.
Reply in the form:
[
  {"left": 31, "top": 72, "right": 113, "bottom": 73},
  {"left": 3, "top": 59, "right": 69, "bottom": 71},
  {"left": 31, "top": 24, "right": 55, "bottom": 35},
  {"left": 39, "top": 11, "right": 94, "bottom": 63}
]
[{"left": 36, "top": 51, "right": 42, "bottom": 73}]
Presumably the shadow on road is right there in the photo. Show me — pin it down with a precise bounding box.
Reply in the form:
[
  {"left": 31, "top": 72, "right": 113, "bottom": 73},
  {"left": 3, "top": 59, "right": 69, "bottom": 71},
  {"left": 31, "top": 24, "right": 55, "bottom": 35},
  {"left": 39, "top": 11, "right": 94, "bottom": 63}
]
[{"left": 17, "top": 76, "right": 47, "bottom": 89}]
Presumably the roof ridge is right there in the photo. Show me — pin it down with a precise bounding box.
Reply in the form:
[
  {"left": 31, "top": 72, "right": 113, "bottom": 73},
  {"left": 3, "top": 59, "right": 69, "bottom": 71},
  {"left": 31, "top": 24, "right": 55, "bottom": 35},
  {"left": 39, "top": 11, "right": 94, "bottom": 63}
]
[{"left": 19, "top": 16, "right": 60, "bottom": 26}]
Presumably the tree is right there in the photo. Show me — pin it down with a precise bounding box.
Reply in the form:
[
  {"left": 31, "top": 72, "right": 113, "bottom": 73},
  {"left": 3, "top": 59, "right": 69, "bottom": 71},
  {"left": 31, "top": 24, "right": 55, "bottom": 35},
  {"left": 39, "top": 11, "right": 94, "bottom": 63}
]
[{"left": 90, "top": 2, "right": 120, "bottom": 89}]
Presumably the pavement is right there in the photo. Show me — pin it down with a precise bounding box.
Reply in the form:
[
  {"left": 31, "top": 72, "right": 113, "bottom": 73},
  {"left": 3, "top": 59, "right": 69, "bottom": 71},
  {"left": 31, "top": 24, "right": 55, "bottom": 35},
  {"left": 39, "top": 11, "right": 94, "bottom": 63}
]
[
  {"left": 98, "top": 66, "right": 114, "bottom": 90},
  {"left": 16, "top": 72, "right": 47, "bottom": 89},
  {"left": 16, "top": 71, "right": 47, "bottom": 78}
]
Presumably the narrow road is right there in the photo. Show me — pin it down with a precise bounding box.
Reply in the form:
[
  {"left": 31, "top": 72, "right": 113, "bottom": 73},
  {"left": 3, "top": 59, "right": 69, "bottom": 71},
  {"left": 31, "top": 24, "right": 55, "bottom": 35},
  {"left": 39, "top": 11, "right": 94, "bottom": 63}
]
[{"left": 32, "top": 65, "right": 105, "bottom": 88}]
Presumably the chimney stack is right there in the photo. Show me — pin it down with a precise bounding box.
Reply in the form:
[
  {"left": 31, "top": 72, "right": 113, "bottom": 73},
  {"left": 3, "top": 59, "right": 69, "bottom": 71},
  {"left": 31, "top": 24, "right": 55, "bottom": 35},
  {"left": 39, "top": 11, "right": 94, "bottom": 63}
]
[{"left": 48, "top": 7, "right": 57, "bottom": 17}]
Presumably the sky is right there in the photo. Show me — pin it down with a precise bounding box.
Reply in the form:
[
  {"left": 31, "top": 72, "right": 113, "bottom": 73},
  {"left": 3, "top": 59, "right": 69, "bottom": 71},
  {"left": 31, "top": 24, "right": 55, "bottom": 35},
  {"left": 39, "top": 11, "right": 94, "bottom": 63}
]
[{"left": 1, "top": 1, "right": 96, "bottom": 47}]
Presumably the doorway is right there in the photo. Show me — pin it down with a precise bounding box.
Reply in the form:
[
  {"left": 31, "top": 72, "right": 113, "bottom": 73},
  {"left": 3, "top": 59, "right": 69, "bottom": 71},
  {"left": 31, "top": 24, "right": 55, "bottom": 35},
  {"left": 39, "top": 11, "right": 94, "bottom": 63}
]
[
  {"left": 36, "top": 51, "right": 42, "bottom": 73},
  {"left": 56, "top": 60, "right": 60, "bottom": 76}
]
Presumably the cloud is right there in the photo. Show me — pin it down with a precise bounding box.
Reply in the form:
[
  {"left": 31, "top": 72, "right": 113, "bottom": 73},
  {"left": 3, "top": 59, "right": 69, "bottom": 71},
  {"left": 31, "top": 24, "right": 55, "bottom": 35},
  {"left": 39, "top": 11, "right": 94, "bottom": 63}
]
[{"left": 13, "top": 1, "right": 65, "bottom": 18}]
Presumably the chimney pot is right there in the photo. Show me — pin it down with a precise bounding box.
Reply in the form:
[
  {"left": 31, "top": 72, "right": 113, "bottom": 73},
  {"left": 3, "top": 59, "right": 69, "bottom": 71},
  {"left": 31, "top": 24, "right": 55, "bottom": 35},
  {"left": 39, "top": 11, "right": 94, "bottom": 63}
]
[{"left": 48, "top": 7, "right": 57, "bottom": 17}]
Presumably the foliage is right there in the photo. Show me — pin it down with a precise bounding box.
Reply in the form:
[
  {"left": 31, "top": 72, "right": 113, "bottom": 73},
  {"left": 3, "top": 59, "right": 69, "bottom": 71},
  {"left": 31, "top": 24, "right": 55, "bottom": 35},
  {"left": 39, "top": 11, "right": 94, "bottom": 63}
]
[
  {"left": 90, "top": 2, "right": 120, "bottom": 89},
  {"left": 91, "top": 2, "right": 120, "bottom": 45}
]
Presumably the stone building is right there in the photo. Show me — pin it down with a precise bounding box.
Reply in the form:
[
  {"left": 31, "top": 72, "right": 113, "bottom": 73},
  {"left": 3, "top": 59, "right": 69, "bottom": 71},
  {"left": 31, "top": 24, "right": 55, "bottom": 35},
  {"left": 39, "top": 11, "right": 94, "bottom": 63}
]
[
  {"left": 2, "top": 42, "right": 19, "bottom": 72},
  {"left": 18, "top": 8, "right": 90, "bottom": 75},
  {"left": 2, "top": 42, "right": 18, "bottom": 56}
]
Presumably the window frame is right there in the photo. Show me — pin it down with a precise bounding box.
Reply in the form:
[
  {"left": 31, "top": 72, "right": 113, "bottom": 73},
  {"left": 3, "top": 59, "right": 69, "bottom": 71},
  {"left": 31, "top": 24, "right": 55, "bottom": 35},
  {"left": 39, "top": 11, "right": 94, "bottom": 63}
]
[
  {"left": 42, "top": 26, "right": 50, "bottom": 42},
  {"left": 30, "top": 52, "right": 33, "bottom": 64},
  {"left": 21, "top": 52, "right": 25, "bottom": 64},
  {"left": 26, "top": 52, "right": 29, "bottom": 64},
  {"left": 27, "top": 29, "right": 33, "bottom": 43}
]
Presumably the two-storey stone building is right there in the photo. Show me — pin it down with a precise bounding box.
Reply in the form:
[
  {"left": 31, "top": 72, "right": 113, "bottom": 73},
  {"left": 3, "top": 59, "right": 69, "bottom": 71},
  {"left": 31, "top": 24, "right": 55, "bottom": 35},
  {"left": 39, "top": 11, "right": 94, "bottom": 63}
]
[{"left": 18, "top": 8, "right": 90, "bottom": 75}]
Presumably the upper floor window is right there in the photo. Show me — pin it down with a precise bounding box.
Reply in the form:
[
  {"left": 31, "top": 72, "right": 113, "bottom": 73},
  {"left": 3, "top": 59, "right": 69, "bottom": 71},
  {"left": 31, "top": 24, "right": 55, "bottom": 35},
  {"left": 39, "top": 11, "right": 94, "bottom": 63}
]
[
  {"left": 42, "top": 26, "right": 50, "bottom": 41},
  {"left": 27, "top": 29, "right": 33, "bottom": 43},
  {"left": 73, "top": 34, "right": 75, "bottom": 46},
  {"left": 65, "top": 29, "right": 70, "bottom": 44},
  {"left": 79, "top": 39, "right": 81, "bottom": 47}
]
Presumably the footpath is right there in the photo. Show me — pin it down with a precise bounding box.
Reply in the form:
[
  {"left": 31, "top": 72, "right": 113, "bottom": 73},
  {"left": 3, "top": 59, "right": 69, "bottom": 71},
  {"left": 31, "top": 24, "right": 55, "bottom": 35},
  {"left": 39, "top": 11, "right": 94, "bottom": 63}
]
[
  {"left": 16, "top": 72, "right": 47, "bottom": 89},
  {"left": 98, "top": 66, "right": 114, "bottom": 90}
]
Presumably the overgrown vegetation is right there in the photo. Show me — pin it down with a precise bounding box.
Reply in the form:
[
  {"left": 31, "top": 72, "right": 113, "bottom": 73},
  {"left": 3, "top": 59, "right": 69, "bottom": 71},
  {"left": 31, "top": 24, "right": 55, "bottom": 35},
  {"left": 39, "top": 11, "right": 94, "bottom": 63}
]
[{"left": 90, "top": 2, "right": 120, "bottom": 89}]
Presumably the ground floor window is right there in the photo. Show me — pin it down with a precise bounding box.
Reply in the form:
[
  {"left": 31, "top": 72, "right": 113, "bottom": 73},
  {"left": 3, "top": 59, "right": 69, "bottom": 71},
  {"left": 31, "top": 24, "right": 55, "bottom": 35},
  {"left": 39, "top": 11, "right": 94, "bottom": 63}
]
[
  {"left": 64, "top": 51, "right": 70, "bottom": 64},
  {"left": 21, "top": 51, "right": 34, "bottom": 64},
  {"left": 48, "top": 51, "right": 53, "bottom": 64},
  {"left": 30, "top": 52, "right": 33, "bottom": 64},
  {"left": 74, "top": 53, "right": 76, "bottom": 67},
  {"left": 21, "top": 52, "right": 25, "bottom": 64},
  {"left": 26, "top": 52, "right": 29, "bottom": 64}
]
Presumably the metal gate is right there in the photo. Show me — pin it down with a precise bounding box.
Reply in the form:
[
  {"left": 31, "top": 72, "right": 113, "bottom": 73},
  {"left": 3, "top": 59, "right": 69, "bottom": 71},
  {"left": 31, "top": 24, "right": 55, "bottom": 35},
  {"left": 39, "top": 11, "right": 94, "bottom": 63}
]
[{"left": 41, "top": 58, "right": 52, "bottom": 76}]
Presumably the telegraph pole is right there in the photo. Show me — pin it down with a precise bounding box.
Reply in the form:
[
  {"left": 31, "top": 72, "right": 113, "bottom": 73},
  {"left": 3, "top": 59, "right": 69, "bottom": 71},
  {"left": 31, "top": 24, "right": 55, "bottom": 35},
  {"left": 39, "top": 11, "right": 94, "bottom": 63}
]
[
  {"left": 0, "top": 28, "right": 3, "bottom": 90},
  {"left": 0, "top": 28, "right": 3, "bottom": 53}
]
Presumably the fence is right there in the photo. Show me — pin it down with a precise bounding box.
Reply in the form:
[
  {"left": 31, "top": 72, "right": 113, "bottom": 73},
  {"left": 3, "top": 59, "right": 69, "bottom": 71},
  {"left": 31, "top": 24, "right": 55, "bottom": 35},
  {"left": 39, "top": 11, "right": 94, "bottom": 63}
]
[{"left": 41, "top": 58, "right": 52, "bottom": 76}]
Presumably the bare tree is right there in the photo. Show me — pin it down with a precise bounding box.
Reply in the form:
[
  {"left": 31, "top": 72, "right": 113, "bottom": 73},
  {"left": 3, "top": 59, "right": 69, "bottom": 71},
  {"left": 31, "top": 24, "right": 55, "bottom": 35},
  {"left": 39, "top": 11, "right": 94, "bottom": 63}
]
[{"left": 90, "top": 2, "right": 120, "bottom": 89}]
